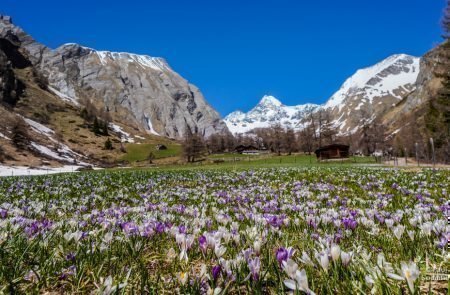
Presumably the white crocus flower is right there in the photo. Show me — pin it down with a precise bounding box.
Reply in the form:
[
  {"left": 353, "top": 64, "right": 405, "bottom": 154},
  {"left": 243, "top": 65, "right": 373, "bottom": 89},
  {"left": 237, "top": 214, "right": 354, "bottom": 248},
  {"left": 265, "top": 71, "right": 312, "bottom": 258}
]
[
  {"left": 387, "top": 261, "right": 420, "bottom": 294},
  {"left": 284, "top": 269, "right": 315, "bottom": 295},
  {"left": 330, "top": 244, "right": 341, "bottom": 262},
  {"left": 385, "top": 219, "right": 394, "bottom": 228},
  {"left": 214, "top": 244, "right": 226, "bottom": 258},
  {"left": 401, "top": 262, "right": 420, "bottom": 293},
  {"left": 393, "top": 225, "right": 405, "bottom": 240},
  {"left": 300, "top": 251, "right": 315, "bottom": 267},
  {"left": 340, "top": 251, "right": 352, "bottom": 266},
  {"left": 420, "top": 222, "right": 433, "bottom": 236},
  {"left": 282, "top": 259, "right": 299, "bottom": 278},
  {"left": 253, "top": 239, "right": 261, "bottom": 256},
  {"left": 318, "top": 253, "right": 329, "bottom": 272}
]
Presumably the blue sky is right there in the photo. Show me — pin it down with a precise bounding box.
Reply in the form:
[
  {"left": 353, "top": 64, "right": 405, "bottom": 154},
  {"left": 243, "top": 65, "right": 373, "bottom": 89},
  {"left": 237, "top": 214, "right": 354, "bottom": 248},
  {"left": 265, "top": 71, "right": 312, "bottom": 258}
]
[{"left": 1, "top": 0, "right": 445, "bottom": 116}]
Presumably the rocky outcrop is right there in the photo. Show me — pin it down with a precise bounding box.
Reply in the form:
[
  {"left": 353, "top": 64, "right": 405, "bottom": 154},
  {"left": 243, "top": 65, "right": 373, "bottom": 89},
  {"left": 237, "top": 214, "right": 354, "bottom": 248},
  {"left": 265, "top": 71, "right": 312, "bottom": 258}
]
[
  {"left": 0, "top": 37, "right": 29, "bottom": 105},
  {"left": 0, "top": 16, "right": 228, "bottom": 139}
]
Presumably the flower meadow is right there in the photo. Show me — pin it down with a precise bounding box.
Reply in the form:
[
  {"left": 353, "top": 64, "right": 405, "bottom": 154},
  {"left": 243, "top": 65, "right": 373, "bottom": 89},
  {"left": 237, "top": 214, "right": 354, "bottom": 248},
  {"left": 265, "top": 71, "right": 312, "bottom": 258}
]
[{"left": 0, "top": 168, "right": 449, "bottom": 294}]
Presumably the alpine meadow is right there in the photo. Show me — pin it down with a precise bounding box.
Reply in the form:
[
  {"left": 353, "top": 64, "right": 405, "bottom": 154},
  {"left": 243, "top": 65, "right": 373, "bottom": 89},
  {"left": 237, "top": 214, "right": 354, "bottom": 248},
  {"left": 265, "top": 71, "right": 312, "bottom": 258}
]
[{"left": 0, "top": 1, "right": 449, "bottom": 294}]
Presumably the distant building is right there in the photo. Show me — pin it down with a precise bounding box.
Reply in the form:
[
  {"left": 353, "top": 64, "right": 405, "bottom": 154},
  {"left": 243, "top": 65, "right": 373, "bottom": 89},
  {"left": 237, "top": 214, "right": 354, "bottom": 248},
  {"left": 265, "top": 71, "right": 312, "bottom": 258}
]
[
  {"left": 234, "top": 145, "right": 258, "bottom": 154},
  {"left": 155, "top": 144, "right": 167, "bottom": 150},
  {"left": 315, "top": 144, "right": 350, "bottom": 160}
]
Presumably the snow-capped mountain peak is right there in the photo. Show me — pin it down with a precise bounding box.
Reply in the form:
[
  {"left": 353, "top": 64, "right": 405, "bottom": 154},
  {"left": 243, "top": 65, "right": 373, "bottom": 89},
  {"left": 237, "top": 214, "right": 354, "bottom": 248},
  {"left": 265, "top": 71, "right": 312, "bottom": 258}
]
[{"left": 258, "top": 95, "right": 283, "bottom": 107}]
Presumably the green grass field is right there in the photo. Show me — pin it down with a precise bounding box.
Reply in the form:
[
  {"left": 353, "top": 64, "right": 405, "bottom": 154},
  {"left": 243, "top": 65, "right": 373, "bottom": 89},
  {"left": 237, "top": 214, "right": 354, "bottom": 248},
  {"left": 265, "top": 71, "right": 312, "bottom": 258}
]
[
  {"left": 147, "top": 155, "right": 379, "bottom": 171},
  {"left": 120, "top": 143, "right": 182, "bottom": 163}
]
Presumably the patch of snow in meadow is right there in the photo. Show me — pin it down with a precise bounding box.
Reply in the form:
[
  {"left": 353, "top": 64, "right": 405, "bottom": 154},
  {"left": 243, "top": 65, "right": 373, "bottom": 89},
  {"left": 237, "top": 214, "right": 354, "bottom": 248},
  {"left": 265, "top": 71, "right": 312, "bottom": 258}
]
[
  {"left": 0, "top": 165, "right": 82, "bottom": 177},
  {"left": 23, "top": 118, "right": 54, "bottom": 136}
]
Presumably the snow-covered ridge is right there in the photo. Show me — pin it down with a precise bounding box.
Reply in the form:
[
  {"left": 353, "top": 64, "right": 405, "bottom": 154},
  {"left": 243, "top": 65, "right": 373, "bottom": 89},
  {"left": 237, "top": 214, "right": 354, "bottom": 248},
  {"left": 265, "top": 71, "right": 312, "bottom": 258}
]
[
  {"left": 58, "top": 43, "right": 169, "bottom": 72},
  {"left": 96, "top": 51, "right": 168, "bottom": 71},
  {"left": 324, "top": 54, "right": 420, "bottom": 109}
]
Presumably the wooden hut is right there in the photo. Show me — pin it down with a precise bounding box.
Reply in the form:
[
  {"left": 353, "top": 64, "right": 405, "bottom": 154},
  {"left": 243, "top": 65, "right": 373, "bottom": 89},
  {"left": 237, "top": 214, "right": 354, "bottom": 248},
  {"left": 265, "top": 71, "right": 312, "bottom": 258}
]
[
  {"left": 155, "top": 144, "right": 167, "bottom": 151},
  {"left": 315, "top": 144, "right": 350, "bottom": 160}
]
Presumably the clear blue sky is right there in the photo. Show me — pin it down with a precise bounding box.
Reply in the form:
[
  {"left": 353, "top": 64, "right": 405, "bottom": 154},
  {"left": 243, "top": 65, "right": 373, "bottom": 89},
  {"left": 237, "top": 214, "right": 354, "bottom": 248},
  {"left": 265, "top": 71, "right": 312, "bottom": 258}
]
[{"left": 1, "top": 0, "right": 445, "bottom": 116}]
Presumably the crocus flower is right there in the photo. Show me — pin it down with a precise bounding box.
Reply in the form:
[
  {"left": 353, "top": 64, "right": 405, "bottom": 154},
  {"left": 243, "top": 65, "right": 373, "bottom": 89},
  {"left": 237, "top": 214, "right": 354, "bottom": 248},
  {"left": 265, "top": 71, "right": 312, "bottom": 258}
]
[
  {"left": 284, "top": 268, "right": 315, "bottom": 295},
  {"left": 392, "top": 225, "right": 405, "bottom": 240},
  {"left": 387, "top": 261, "right": 420, "bottom": 294},
  {"left": 214, "top": 244, "right": 226, "bottom": 258},
  {"left": 198, "top": 235, "right": 207, "bottom": 253},
  {"left": 330, "top": 244, "right": 341, "bottom": 262},
  {"left": 318, "top": 253, "right": 329, "bottom": 272},
  {"left": 282, "top": 259, "right": 299, "bottom": 278},
  {"left": 212, "top": 265, "right": 221, "bottom": 281},
  {"left": 276, "top": 247, "right": 295, "bottom": 267},
  {"left": 340, "top": 251, "right": 352, "bottom": 266},
  {"left": 299, "top": 251, "right": 315, "bottom": 267},
  {"left": 177, "top": 272, "right": 189, "bottom": 286},
  {"left": 248, "top": 257, "right": 261, "bottom": 281}
]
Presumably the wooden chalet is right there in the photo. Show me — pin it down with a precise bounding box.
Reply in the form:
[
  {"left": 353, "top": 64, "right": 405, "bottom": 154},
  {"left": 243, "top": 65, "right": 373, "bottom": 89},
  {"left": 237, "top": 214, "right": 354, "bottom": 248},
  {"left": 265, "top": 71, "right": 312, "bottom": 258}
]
[{"left": 315, "top": 144, "right": 350, "bottom": 160}]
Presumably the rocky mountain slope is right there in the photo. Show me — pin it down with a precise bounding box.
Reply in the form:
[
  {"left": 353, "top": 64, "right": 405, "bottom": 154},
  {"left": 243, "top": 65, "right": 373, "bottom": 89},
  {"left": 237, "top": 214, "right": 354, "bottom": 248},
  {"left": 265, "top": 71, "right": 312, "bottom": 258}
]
[
  {"left": 0, "top": 16, "right": 228, "bottom": 140},
  {"left": 381, "top": 42, "right": 449, "bottom": 158},
  {"left": 225, "top": 54, "right": 420, "bottom": 135}
]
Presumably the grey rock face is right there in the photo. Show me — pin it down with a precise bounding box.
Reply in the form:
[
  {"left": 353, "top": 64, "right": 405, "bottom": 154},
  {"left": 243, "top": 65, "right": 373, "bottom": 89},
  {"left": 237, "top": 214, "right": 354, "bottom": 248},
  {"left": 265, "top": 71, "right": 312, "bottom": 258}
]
[
  {"left": 0, "top": 17, "right": 228, "bottom": 139},
  {"left": 388, "top": 45, "right": 445, "bottom": 121}
]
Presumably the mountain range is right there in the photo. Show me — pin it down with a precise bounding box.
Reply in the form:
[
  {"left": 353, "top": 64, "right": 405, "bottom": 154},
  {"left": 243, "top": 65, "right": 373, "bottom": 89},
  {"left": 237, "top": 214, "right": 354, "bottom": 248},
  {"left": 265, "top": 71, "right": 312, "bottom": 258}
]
[{"left": 225, "top": 54, "right": 420, "bottom": 135}]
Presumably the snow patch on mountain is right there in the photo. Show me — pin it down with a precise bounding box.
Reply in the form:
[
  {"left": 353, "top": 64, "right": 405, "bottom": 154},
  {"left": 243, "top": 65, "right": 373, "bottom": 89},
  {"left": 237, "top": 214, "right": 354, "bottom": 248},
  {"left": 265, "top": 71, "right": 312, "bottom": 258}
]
[{"left": 49, "top": 86, "right": 79, "bottom": 106}]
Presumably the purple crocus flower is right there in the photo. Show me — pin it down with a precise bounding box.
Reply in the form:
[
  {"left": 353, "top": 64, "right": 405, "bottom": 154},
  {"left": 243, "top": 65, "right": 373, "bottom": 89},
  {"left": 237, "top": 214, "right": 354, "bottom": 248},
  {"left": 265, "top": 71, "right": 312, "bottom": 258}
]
[
  {"left": 342, "top": 217, "right": 357, "bottom": 230},
  {"left": 0, "top": 209, "right": 7, "bottom": 219},
  {"left": 198, "top": 235, "right": 207, "bottom": 253},
  {"left": 212, "top": 265, "right": 221, "bottom": 281},
  {"left": 155, "top": 222, "right": 165, "bottom": 234},
  {"left": 276, "top": 247, "right": 294, "bottom": 267},
  {"left": 178, "top": 225, "right": 186, "bottom": 234}
]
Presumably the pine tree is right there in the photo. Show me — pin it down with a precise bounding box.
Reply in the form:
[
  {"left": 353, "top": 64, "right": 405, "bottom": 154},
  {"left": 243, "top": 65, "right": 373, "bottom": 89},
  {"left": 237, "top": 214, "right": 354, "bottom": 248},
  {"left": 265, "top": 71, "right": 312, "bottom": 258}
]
[
  {"left": 93, "top": 117, "right": 101, "bottom": 135},
  {"left": 104, "top": 138, "right": 113, "bottom": 150},
  {"left": 102, "top": 120, "right": 109, "bottom": 136},
  {"left": 11, "top": 118, "right": 30, "bottom": 149}
]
